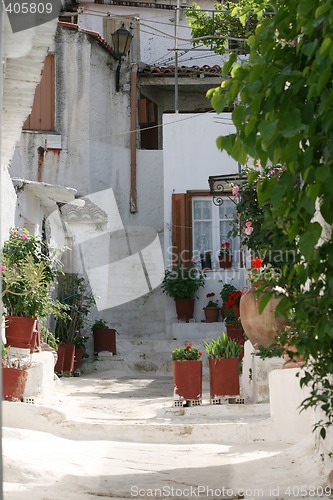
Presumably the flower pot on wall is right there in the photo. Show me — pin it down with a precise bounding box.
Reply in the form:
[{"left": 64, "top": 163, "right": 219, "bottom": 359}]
[
  {"left": 173, "top": 359, "right": 202, "bottom": 402},
  {"left": 2, "top": 367, "right": 28, "bottom": 401},
  {"left": 219, "top": 255, "right": 232, "bottom": 269},
  {"left": 93, "top": 328, "right": 117, "bottom": 354},
  {"left": 55, "top": 343, "right": 75, "bottom": 374},
  {"left": 208, "top": 358, "right": 240, "bottom": 398},
  {"left": 175, "top": 298, "right": 195, "bottom": 321},
  {"left": 5, "top": 316, "right": 36, "bottom": 350},
  {"left": 201, "top": 255, "right": 212, "bottom": 270},
  {"left": 204, "top": 307, "right": 219, "bottom": 323},
  {"left": 240, "top": 284, "right": 285, "bottom": 348}
]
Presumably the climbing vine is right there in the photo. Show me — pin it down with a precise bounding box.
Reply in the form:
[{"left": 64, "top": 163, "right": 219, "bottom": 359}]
[{"left": 189, "top": 0, "right": 333, "bottom": 436}]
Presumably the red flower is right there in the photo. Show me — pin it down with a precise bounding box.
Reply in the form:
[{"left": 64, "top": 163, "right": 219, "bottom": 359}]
[
  {"left": 186, "top": 344, "right": 192, "bottom": 350},
  {"left": 199, "top": 351, "right": 203, "bottom": 356},
  {"left": 221, "top": 242, "right": 231, "bottom": 248},
  {"left": 206, "top": 292, "right": 215, "bottom": 298},
  {"left": 252, "top": 258, "right": 264, "bottom": 269}
]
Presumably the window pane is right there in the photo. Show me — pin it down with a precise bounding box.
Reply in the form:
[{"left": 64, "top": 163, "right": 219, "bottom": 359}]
[
  {"left": 193, "top": 200, "right": 212, "bottom": 220},
  {"left": 193, "top": 221, "right": 212, "bottom": 254}
]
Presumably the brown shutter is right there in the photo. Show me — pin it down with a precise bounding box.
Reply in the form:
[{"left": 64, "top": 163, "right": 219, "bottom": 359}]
[
  {"left": 23, "top": 54, "right": 55, "bottom": 131},
  {"left": 172, "top": 193, "right": 192, "bottom": 264}
]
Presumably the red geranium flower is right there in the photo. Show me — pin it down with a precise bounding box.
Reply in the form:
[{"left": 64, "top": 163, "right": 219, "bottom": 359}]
[
  {"left": 186, "top": 344, "right": 192, "bottom": 350},
  {"left": 252, "top": 258, "right": 264, "bottom": 269}
]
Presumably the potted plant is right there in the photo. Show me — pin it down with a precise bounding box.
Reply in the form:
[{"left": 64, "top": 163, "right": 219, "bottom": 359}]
[
  {"left": 219, "top": 242, "right": 232, "bottom": 268},
  {"left": 204, "top": 332, "right": 242, "bottom": 401},
  {"left": 225, "top": 288, "right": 243, "bottom": 319},
  {"left": 240, "top": 258, "right": 285, "bottom": 348},
  {"left": 2, "top": 342, "right": 30, "bottom": 402},
  {"left": 91, "top": 319, "right": 117, "bottom": 354},
  {"left": 200, "top": 250, "right": 212, "bottom": 270},
  {"left": 161, "top": 260, "right": 205, "bottom": 320},
  {"left": 203, "top": 292, "right": 219, "bottom": 323},
  {"left": 55, "top": 273, "right": 95, "bottom": 375},
  {"left": 224, "top": 308, "right": 245, "bottom": 357},
  {"left": 220, "top": 283, "right": 237, "bottom": 318},
  {"left": 172, "top": 343, "right": 203, "bottom": 404},
  {"left": 1, "top": 228, "right": 68, "bottom": 350}
]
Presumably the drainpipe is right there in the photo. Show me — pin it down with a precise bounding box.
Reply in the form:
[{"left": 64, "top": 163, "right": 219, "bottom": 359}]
[{"left": 130, "top": 63, "right": 138, "bottom": 213}]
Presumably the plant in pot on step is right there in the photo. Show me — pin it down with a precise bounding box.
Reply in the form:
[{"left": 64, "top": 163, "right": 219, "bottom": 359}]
[
  {"left": 204, "top": 332, "right": 242, "bottom": 402},
  {"left": 54, "top": 273, "right": 95, "bottom": 376},
  {"left": 2, "top": 341, "right": 31, "bottom": 402},
  {"left": 91, "top": 319, "right": 117, "bottom": 355},
  {"left": 224, "top": 308, "right": 245, "bottom": 358},
  {"left": 219, "top": 282, "right": 237, "bottom": 319},
  {"left": 1, "top": 227, "right": 69, "bottom": 352},
  {"left": 203, "top": 292, "right": 219, "bottom": 323},
  {"left": 172, "top": 343, "right": 203, "bottom": 404},
  {"left": 161, "top": 258, "right": 205, "bottom": 321}
]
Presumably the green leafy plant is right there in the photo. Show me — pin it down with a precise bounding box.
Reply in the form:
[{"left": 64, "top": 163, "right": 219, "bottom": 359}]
[
  {"left": 201, "top": 0, "right": 333, "bottom": 435},
  {"left": 223, "top": 308, "right": 241, "bottom": 325},
  {"left": 161, "top": 261, "right": 205, "bottom": 299},
  {"left": 55, "top": 273, "right": 95, "bottom": 345},
  {"left": 1, "top": 227, "right": 68, "bottom": 320},
  {"left": 91, "top": 319, "right": 109, "bottom": 331},
  {"left": 205, "top": 332, "right": 242, "bottom": 359},
  {"left": 172, "top": 343, "right": 203, "bottom": 361}
]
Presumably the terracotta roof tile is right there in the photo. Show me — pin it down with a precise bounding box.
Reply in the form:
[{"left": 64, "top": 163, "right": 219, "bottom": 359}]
[
  {"left": 58, "top": 21, "right": 115, "bottom": 57},
  {"left": 139, "top": 65, "right": 221, "bottom": 76}
]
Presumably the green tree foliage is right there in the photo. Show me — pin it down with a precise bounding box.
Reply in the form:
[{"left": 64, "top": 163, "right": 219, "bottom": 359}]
[{"left": 189, "top": 0, "right": 333, "bottom": 436}]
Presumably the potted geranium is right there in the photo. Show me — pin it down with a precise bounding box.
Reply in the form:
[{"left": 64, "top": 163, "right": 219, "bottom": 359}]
[
  {"left": 200, "top": 250, "right": 212, "bottom": 270},
  {"left": 203, "top": 292, "right": 219, "bottom": 323},
  {"left": 219, "top": 242, "right": 232, "bottom": 268},
  {"left": 1, "top": 228, "right": 68, "bottom": 351},
  {"left": 2, "top": 342, "right": 30, "bottom": 402},
  {"left": 225, "top": 288, "right": 243, "bottom": 319},
  {"left": 204, "top": 332, "right": 242, "bottom": 401},
  {"left": 220, "top": 282, "right": 237, "bottom": 318},
  {"left": 172, "top": 343, "right": 203, "bottom": 404},
  {"left": 161, "top": 260, "right": 205, "bottom": 320}
]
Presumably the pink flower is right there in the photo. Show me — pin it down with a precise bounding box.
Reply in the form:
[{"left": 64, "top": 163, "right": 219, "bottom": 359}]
[
  {"left": 245, "top": 221, "right": 252, "bottom": 228},
  {"left": 245, "top": 226, "right": 254, "bottom": 236},
  {"left": 231, "top": 185, "right": 239, "bottom": 196},
  {"left": 190, "top": 257, "right": 196, "bottom": 263},
  {"left": 21, "top": 233, "right": 28, "bottom": 240},
  {"left": 13, "top": 263, "right": 17, "bottom": 267},
  {"left": 12, "top": 230, "right": 17, "bottom": 235},
  {"left": 1, "top": 265, "right": 6, "bottom": 272}
]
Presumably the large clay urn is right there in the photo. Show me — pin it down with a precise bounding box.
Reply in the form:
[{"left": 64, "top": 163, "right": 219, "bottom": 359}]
[{"left": 239, "top": 284, "right": 285, "bottom": 348}]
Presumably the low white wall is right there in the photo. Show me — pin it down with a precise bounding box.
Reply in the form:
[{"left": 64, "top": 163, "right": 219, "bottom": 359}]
[
  {"left": 24, "top": 351, "right": 57, "bottom": 398},
  {"left": 269, "top": 368, "right": 315, "bottom": 442}
]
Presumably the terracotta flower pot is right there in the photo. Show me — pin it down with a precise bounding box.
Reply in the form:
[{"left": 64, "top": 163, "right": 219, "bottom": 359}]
[
  {"left": 173, "top": 360, "right": 202, "bottom": 401},
  {"left": 5, "top": 316, "right": 36, "bottom": 349},
  {"left": 239, "top": 284, "right": 285, "bottom": 348},
  {"left": 219, "top": 255, "right": 232, "bottom": 269},
  {"left": 55, "top": 343, "right": 75, "bottom": 374},
  {"left": 208, "top": 358, "right": 240, "bottom": 398},
  {"left": 93, "top": 328, "right": 117, "bottom": 354},
  {"left": 174, "top": 298, "right": 195, "bottom": 320},
  {"left": 204, "top": 307, "right": 219, "bottom": 323},
  {"left": 2, "top": 367, "right": 28, "bottom": 401}
]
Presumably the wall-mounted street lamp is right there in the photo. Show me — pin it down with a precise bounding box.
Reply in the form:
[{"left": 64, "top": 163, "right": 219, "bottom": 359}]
[
  {"left": 112, "top": 23, "right": 133, "bottom": 92},
  {"left": 208, "top": 173, "right": 245, "bottom": 206}
]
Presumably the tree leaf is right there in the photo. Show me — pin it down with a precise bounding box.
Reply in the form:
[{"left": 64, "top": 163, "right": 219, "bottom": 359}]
[{"left": 298, "top": 222, "right": 322, "bottom": 259}]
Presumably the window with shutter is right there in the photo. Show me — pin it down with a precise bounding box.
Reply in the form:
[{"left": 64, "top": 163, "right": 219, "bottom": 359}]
[
  {"left": 172, "top": 193, "right": 241, "bottom": 269},
  {"left": 23, "top": 54, "right": 55, "bottom": 132}
]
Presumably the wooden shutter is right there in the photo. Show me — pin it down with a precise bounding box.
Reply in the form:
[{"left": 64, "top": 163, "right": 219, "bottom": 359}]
[
  {"left": 23, "top": 54, "right": 55, "bottom": 131},
  {"left": 172, "top": 193, "right": 192, "bottom": 264}
]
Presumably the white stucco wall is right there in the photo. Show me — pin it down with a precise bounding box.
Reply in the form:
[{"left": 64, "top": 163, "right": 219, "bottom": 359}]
[{"left": 0, "top": 168, "right": 17, "bottom": 246}]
